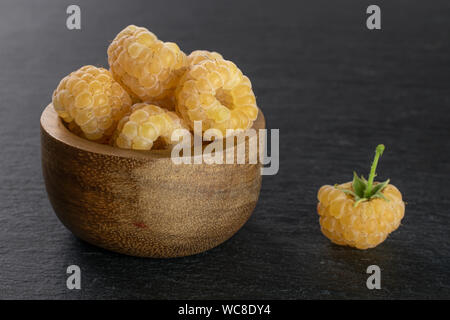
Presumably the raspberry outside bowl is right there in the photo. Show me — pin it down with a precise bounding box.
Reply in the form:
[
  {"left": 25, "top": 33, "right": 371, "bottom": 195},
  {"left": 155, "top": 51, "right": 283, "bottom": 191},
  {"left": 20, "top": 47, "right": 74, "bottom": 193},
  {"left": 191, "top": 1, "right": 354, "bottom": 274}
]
[{"left": 40, "top": 104, "right": 265, "bottom": 258}]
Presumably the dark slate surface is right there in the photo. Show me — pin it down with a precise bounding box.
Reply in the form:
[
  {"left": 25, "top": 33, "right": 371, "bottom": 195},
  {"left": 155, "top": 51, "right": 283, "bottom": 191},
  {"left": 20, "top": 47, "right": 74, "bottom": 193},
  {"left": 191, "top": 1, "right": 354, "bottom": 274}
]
[{"left": 0, "top": 0, "right": 449, "bottom": 299}]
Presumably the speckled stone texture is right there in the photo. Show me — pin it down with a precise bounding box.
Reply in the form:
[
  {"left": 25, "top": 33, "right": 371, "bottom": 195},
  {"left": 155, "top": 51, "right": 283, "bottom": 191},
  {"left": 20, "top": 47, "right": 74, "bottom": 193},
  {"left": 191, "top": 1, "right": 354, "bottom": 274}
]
[{"left": 0, "top": 0, "right": 449, "bottom": 299}]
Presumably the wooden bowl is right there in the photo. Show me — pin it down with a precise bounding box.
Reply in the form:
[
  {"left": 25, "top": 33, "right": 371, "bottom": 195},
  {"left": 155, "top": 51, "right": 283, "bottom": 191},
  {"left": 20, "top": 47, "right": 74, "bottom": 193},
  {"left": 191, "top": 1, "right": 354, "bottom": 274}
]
[{"left": 40, "top": 104, "right": 265, "bottom": 258}]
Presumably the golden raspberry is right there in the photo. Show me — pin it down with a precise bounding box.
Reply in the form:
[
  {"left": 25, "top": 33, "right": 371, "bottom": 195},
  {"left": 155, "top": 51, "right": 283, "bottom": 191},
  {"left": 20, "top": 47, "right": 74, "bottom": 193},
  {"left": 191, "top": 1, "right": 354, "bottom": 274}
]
[
  {"left": 317, "top": 145, "right": 405, "bottom": 249},
  {"left": 187, "top": 50, "right": 223, "bottom": 65},
  {"left": 114, "top": 103, "right": 190, "bottom": 150},
  {"left": 175, "top": 54, "right": 259, "bottom": 135},
  {"left": 52, "top": 65, "right": 132, "bottom": 141},
  {"left": 107, "top": 25, "right": 187, "bottom": 103},
  {"left": 318, "top": 183, "right": 405, "bottom": 249},
  {"left": 145, "top": 95, "right": 176, "bottom": 111}
]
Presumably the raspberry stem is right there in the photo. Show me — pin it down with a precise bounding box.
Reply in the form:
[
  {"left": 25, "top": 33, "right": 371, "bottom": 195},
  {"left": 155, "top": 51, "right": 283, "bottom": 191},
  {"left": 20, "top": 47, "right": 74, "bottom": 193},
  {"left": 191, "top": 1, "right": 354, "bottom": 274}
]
[{"left": 364, "top": 144, "right": 385, "bottom": 198}]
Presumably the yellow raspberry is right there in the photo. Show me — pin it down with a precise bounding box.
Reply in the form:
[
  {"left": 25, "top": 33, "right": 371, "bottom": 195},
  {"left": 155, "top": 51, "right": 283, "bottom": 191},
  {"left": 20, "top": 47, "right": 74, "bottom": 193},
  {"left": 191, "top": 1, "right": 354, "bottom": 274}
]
[
  {"left": 187, "top": 50, "right": 223, "bottom": 65},
  {"left": 107, "top": 25, "right": 187, "bottom": 104},
  {"left": 145, "top": 95, "right": 176, "bottom": 111},
  {"left": 114, "top": 103, "right": 190, "bottom": 150},
  {"left": 317, "top": 145, "right": 405, "bottom": 249},
  {"left": 175, "top": 53, "right": 259, "bottom": 135},
  {"left": 52, "top": 65, "right": 132, "bottom": 141}
]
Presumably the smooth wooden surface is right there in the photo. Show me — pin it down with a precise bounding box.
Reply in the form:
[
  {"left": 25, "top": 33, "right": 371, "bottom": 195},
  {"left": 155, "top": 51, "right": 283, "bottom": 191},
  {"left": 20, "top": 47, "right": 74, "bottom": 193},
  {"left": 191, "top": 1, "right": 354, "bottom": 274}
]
[
  {"left": 41, "top": 105, "right": 265, "bottom": 257},
  {"left": 0, "top": 0, "right": 449, "bottom": 299}
]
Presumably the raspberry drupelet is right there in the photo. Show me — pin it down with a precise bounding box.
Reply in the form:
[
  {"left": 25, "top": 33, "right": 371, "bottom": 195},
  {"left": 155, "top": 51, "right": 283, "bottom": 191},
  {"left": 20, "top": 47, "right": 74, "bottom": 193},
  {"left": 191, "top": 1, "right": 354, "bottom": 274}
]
[
  {"left": 175, "top": 52, "right": 259, "bottom": 135},
  {"left": 52, "top": 65, "right": 132, "bottom": 141},
  {"left": 107, "top": 25, "right": 187, "bottom": 104},
  {"left": 317, "top": 145, "right": 405, "bottom": 249},
  {"left": 114, "top": 103, "right": 190, "bottom": 151}
]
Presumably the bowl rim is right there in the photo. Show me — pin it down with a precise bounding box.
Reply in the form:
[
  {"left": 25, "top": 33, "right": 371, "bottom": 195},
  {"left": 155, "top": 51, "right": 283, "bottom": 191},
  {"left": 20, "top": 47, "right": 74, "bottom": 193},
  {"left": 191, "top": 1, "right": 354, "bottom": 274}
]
[{"left": 41, "top": 103, "right": 265, "bottom": 160}]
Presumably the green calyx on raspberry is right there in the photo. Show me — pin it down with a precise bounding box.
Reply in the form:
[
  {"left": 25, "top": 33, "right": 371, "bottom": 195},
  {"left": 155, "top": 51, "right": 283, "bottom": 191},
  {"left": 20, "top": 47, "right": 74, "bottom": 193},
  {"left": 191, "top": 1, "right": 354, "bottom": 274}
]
[{"left": 336, "top": 144, "right": 390, "bottom": 206}]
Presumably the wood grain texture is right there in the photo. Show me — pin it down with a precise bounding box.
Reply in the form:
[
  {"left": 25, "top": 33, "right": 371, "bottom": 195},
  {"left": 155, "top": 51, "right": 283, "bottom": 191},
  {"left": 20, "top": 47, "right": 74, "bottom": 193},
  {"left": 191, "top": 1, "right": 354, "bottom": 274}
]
[{"left": 41, "top": 105, "right": 265, "bottom": 257}]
